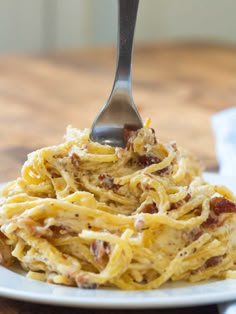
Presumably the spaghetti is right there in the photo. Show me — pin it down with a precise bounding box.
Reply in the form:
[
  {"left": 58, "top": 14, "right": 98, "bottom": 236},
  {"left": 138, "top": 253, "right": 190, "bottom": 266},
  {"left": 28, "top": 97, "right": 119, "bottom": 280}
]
[{"left": 0, "top": 124, "right": 236, "bottom": 290}]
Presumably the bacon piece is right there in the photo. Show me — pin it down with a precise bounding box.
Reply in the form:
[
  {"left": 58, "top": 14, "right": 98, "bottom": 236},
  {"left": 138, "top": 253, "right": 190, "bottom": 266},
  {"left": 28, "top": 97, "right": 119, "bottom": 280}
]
[
  {"left": 90, "top": 240, "right": 110, "bottom": 263},
  {"left": 194, "top": 208, "right": 202, "bottom": 216},
  {"left": 171, "top": 193, "right": 192, "bottom": 210},
  {"left": 71, "top": 153, "right": 80, "bottom": 168},
  {"left": 137, "top": 155, "right": 161, "bottom": 167},
  {"left": 171, "top": 200, "right": 184, "bottom": 210},
  {"left": 189, "top": 229, "right": 203, "bottom": 241},
  {"left": 184, "top": 193, "right": 192, "bottom": 202},
  {"left": 141, "top": 203, "right": 158, "bottom": 214},
  {"left": 50, "top": 225, "right": 68, "bottom": 235},
  {"left": 150, "top": 128, "right": 157, "bottom": 144},
  {"left": 154, "top": 166, "right": 169, "bottom": 176},
  {"left": 191, "top": 255, "right": 224, "bottom": 275},
  {"left": 98, "top": 174, "right": 120, "bottom": 191},
  {"left": 210, "top": 197, "right": 236, "bottom": 216},
  {"left": 205, "top": 255, "right": 223, "bottom": 268},
  {"left": 49, "top": 225, "right": 78, "bottom": 237},
  {"left": 201, "top": 197, "right": 236, "bottom": 229},
  {"left": 201, "top": 216, "right": 218, "bottom": 228}
]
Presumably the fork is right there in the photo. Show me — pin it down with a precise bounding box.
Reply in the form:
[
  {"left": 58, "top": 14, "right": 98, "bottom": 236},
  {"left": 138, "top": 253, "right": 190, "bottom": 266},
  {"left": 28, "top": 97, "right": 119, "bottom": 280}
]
[{"left": 90, "top": 0, "right": 143, "bottom": 148}]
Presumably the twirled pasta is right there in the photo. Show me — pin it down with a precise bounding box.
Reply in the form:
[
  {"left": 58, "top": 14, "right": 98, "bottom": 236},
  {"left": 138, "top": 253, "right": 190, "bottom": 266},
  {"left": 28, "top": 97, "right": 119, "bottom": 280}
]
[{"left": 0, "top": 124, "right": 236, "bottom": 290}]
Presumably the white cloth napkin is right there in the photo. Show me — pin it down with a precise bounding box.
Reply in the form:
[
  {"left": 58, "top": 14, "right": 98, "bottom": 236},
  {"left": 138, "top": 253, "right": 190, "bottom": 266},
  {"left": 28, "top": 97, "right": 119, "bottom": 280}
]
[
  {"left": 212, "top": 107, "right": 236, "bottom": 313},
  {"left": 218, "top": 302, "right": 236, "bottom": 314},
  {"left": 211, "top": 107, "right": 236, "bottom": 176}
]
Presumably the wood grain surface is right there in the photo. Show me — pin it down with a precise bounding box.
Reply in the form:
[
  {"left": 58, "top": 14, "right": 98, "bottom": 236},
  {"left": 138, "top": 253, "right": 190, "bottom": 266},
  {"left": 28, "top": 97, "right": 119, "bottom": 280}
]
[
  {"left": 1, "top": 42, "right": 236, "bottom": 182},
  {"left": 0, "top": 42, "right": 236, "bottom": 313}
]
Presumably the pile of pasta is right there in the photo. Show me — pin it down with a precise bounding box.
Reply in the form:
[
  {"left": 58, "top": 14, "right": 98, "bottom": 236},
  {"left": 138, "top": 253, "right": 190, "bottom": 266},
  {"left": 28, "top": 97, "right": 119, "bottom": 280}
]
[{"left": 0, "top": 123, "right": 236, "bottom": 290}]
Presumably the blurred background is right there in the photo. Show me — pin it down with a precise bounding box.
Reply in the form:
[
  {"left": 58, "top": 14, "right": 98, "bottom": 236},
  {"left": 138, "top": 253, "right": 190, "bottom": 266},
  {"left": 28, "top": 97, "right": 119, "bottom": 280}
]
[{"left": 1, "top": 0, "right": 236, "bottom": 53}]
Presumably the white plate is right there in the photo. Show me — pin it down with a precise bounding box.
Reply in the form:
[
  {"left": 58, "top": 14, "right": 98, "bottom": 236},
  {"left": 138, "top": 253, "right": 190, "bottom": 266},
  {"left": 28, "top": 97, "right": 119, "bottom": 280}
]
[{"left": 0, "top": 172, "right": 236, "bottom": 309}]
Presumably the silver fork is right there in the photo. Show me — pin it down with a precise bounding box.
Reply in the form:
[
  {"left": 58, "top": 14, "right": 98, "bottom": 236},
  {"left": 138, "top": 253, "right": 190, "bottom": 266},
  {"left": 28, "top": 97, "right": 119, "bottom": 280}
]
[{"left": 90, "top": 0, "right": 143, "bottom": 148}]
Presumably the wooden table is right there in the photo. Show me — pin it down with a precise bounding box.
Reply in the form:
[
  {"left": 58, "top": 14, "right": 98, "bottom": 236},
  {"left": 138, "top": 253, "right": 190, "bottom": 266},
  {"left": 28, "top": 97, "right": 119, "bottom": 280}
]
[{"left": 0, "top": 43, "right": 236, "bottom": 313}]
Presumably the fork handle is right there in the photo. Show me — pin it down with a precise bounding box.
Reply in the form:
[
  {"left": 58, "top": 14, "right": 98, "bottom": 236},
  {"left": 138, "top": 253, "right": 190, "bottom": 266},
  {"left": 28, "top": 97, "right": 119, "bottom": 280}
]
[{"left": 114, "top": 0, "right": 139, "bottom": 87}]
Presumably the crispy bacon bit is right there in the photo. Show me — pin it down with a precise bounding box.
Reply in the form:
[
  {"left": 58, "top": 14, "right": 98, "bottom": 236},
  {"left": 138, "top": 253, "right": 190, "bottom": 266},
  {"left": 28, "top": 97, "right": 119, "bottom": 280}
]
[
  {"left": 194, "top": 208, "right": 202, "bottom": 216},
  {"left": 49, "top": 225, "right": 78, "bottom": 237},
  {"left": 137, "top": 155, "right": 161, "bottom": 167},
  {"left": 141, "top": 203, "right": 158, "bottom": 214},
  {"left": 210, "top": 197, "right": 236, "bottom": 216},
  {"left": 200, "top": 197, "right": 236, "bottom": 229},
  {"left": 98, "top": 174, "right": 120, "bottom": 191},
  {"left": 50, "top": 225, "right": 67, "bottom": 234},
  {"left": 191, "top": 255, "right": 224, "bottom": 275},
  {"left": 189, "top": 229, "right": 203, "bottom": 241},
  {"left": 193, "top": 232, "right": 203, "bottom": 241},
  {"left": 201, "top": 216, "right": 218, "bottom": 228},
  {"left": 150, "top": 128, "right": 157, "bottom": 144},
  {"left": 184, "top": 193, "right": 191, "bottom": 202},
  {"left": 90, "top": 240, "right": 110, "bottom": 263},
  {"left": 154, "top": 166, "right": 169, "bottom": 176},
  {"left": 205, "top": 255, "right": 223, "bottom": 268},
  {"left": 71, "top": 153, "right": 80, "bottom": 168},
  {"left": 171, "top": 200, "right": 183, "bottom": 210},
  {"left": 171, "top": 193, "right": 192, "bottom": 210}
]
